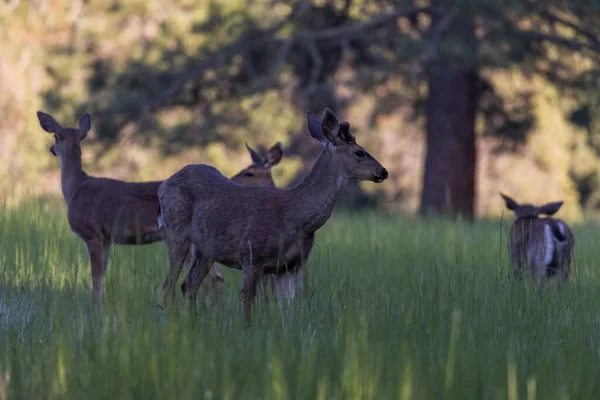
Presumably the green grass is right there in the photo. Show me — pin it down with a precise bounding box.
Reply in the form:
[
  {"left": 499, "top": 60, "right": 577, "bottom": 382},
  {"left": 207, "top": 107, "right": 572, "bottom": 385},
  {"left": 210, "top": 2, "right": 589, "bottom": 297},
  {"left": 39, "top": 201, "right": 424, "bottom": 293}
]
[{"left": 1, "top": 200, "right": 600, "bottom": 399}]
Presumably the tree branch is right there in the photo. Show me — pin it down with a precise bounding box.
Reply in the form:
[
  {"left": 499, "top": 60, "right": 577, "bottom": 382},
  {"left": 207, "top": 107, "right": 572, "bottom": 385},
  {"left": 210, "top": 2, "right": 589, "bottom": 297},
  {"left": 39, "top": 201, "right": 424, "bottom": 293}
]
[
  {"left": 540, "top": 9, "right": 600, "bottom": 51},
  {"left": 519, "top": 30, "right": 600, "bottom": 54},
  {"left": 142, "top": 6, "right": 431, "bottom": 114}
]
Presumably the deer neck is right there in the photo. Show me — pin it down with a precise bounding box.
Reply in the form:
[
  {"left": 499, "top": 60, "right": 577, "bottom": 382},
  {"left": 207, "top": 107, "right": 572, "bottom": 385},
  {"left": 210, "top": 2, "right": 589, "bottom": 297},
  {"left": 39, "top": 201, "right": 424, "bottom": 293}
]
[
  {"left": 59, "top": 145, "right": 87, "bottom": 201},
  {"left": 291, "top": 147, "right": 348, "bottom": 233}
]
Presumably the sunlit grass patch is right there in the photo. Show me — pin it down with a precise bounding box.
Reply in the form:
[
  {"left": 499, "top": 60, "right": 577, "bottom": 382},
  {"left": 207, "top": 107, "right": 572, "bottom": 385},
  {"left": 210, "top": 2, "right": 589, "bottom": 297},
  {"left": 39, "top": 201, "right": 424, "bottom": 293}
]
[{"left": 1, "top": 203, "right": 600, "bottom": 398}]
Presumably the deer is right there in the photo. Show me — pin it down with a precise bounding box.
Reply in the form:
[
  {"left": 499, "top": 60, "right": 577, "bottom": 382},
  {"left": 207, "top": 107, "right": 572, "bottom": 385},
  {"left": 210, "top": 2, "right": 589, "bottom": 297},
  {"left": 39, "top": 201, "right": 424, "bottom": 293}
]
[
  {"left": 158, "top": 108, "right": 388, "bottom": 323},
  {"left": 36, "top": 110, "right": 283, "bottom": 309},
  {"left": 157, "top": 141, "right": 284, "bottom": 307},
  {"left": 500, "top": 193, "right": 574, "bottom": 288}
]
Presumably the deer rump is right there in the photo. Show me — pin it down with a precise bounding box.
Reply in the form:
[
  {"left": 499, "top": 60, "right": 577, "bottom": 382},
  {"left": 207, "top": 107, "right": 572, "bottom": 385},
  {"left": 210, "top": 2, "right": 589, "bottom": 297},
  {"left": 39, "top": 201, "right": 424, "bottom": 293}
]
[{"left": 543, "top": 219, "right": 569, "bottom": 277}]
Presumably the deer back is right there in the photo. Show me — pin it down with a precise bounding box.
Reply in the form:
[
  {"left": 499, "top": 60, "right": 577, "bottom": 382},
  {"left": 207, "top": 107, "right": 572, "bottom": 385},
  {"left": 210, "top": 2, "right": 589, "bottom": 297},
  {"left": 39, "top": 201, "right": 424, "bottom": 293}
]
[{"left": 67, "top": 177, "right": 164, "bottom": 244}]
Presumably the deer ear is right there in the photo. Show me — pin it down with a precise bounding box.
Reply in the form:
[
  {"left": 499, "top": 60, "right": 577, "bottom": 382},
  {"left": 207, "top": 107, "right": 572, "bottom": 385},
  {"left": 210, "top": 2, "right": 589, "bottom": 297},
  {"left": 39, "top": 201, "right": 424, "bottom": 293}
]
[
  {"left": 78, "top": 113, "right": 91, "bottom": 140},
  {"left": 500, "top": 193, "right": 519, "bottom": 211},
  {"left": 37, "top": 111, "right": 61, "bottom": 133},
  {"left": 320, "top": 108, "right": 341, "bottom": 144},
  {"left": 245, "top": 143, "right": 263, "bottom": 165},
  {"left": 307, "top": 111, "right": 328, "bottom": 146},
  {"left": 340, "top": 122, "right": 355, "bottom": 143},
  {"left": 265, "top": 142, "right": 283, "bottom": 167},
  {"left": 539, "top": 201, "right": 563, "bottom": 216}
]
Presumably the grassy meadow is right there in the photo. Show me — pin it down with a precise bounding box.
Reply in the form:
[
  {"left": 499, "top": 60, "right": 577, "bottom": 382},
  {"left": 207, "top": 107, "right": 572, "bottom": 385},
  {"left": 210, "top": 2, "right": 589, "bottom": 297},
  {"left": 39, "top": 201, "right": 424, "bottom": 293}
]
[{"left": 2, "top": 200, "right": 600, "bottom": 399}]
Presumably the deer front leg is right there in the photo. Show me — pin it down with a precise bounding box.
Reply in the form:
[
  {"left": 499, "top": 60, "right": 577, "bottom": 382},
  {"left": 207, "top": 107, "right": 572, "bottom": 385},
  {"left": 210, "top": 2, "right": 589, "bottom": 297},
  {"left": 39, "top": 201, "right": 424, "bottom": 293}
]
[
  {"left": 85, "top": 238, "right": 105, "bottom": 311},
  {"left": 242, "top": 267, "right": 262, "bottom": 325},
  {"left": 162, "top": 237, "right": 190, "bottom": 308},
  {"left": 181, "top": 252, "right": 213, "bottom": 318}
]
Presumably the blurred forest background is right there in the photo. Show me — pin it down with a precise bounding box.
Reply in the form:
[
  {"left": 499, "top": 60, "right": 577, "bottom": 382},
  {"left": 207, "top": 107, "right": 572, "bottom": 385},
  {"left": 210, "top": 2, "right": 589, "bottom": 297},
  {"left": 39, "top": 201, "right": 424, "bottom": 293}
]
[{"left": 1, "top": 0, "right": 600, "bottom": 221}]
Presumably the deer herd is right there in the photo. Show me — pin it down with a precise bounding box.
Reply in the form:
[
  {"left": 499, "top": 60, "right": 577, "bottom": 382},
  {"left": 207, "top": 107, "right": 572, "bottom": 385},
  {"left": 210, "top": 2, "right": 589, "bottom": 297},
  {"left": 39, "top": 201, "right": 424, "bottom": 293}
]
[{"left": 36, "top": 108, "right": 574, "bottom": 322}]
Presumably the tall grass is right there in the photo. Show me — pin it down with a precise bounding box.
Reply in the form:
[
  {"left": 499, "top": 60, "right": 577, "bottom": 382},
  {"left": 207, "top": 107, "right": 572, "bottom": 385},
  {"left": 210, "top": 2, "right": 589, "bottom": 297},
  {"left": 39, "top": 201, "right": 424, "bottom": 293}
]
[{"left": 1, "top": 201, "right": 600, "bottom": 398}]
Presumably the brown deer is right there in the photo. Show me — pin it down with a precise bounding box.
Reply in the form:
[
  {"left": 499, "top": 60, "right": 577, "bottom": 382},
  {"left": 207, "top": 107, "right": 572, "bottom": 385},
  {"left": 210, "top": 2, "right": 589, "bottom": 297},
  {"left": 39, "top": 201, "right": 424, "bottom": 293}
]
[
  {"left": 158, "top": 141, "right": 284, "bottom": 307},
  {"left": 159, "top": 108, "right": 388, "bottom": 322},
  {"left": 36, "top": 111, "right": 282, "bottom": 309},
  {"left": 500, "top": 193, "right": 574, "bottom": 287}
]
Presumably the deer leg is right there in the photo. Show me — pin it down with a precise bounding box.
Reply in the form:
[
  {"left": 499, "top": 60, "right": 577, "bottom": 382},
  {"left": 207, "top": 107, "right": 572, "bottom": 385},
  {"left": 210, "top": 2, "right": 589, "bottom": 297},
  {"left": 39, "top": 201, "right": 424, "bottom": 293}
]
[
  {"left": 274, "top": 273, "right": 297, "bottom": 305},
  {"left": 511, "top": 249, "right": 524, "bottom": 281},
  {"left": 201, "top": 265, "right": 225, "bottom": 309},
  {"left": 181, "top": 253, "right": 213, "bottom": 318},
  {"left": 162, "top": 239, "right": 190, "bottom": 308},
  {"left": 295, "top": 264, "right": 308, "bottom": 298},
  {"left": 101, "top": 241, "right": 111, "bottom": 274},
  {"left": 202, "top": 266, "right": 215, "bottom": 307},
  {"left": 85, "top": 238, "right": 105, "bottom": 310},
  {"left": 531, "top": 258, "right": 548, "bottom": 291},
  {"left": 214, "top": 266, "right": 225, "bottom": 309},
  {"left": 258, "top": 274, "right": 274, "bottom": 304},
  {"left": 242, "top": 267, "right": 261, "bottom": 325}
]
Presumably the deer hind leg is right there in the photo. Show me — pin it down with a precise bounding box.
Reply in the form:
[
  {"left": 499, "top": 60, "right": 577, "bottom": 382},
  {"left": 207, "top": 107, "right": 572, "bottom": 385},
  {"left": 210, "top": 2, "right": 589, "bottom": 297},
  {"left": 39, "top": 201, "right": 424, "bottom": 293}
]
[
  {"left": 214, "top": 267, "right": 225, "bottom": 309},
  {"left": 510, "top": 248, "right": 524, "bottom": 281},
  {"left": 530, "top": 251, "right": 548, "bottom": 291},
  {"left": 558, "top": 249, "right": 571, "bottom": 283},
  {"left": 102, "top": 242, "right": 111, "bottom": 274},
  {"left": 295, "top": 264, "right": 308, "bottom": 298},
  {"left": 258, "top": 273, "right": 275, "bottom": 304},
  {"left": 202, "top": 266, "right": 215, "bottom": 307},
  {"left": 181, "top": 249, "right": 213, "bottom": 318},
  {"left": 201, "top": 265, "right": 225, "bottom": 309},
  {"left": 85, "top": 238, "right": 105, "bottom": 311},
  {"left": 162, "top": 236, "right": 190, "bottom": 308}
]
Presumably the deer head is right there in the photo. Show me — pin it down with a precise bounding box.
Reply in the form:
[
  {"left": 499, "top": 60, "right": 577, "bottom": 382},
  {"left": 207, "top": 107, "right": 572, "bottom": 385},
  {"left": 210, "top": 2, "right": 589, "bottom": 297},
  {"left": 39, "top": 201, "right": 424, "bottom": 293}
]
[
  {"left": 230, "top": 142, "right": 283, "bottom": 187},
  {"left": 37, "top": 111, "right": 90, "bottom": 157},
  {"left": 306, "top": 108, "right": 388, "bottom": 183},
  {"left": 500, "top": 193, "right": 563, "bottom": 219}
]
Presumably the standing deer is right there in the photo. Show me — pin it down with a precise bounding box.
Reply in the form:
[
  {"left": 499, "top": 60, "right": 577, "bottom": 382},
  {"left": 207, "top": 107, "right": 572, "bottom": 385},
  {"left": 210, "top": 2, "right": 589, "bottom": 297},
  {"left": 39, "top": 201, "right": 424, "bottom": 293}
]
[
  {"left": 500, "top": 193, "right": 574, "bottom": 287},
  {"left": 36, "top": 111, "right": 283, "bottom": 309},
  {"left": 158, "top": 141, "right": 284, "bottom": 307},
  {"left": 159, "top": 108, "right": 388, "bottom": 322}
]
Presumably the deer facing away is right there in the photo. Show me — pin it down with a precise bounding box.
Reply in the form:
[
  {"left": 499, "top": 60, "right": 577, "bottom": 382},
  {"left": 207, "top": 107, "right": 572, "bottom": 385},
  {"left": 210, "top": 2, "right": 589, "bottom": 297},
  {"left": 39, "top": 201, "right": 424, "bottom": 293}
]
[
  {"left": 158, "top": 108, "right": 388, "bottom": 322},
  {"left": 501, "top": 193, "right": 574, "bottom": 286},
  {"left": 37, "top": 110, "right": 282, "bottom": 308},
  {"left": 157, "top": 141, "right": 284, "bottom": 307}
]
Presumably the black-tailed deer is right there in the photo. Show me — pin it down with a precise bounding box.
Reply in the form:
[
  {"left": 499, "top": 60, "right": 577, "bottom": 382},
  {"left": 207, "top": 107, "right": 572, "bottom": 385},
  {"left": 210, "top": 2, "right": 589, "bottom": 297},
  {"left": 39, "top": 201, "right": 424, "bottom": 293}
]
[
  {"left": 157, "top": 141, "right": 284, "bottom": 307},
  {"left": 159, "top": 108, "right": 388, "bottom": 322},
  {"left": 37, "top": 111, "right": 282, "bottom": 309},
  {"left": 501, "top": 193, "right": 574, "bottom": 287}
]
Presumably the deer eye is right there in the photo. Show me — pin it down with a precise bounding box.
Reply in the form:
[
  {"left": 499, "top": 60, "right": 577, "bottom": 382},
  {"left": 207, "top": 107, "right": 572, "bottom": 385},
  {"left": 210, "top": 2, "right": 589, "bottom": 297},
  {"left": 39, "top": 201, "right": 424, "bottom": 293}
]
[{"left": 355, "top": 150, "right": 366, "bottom": 158}]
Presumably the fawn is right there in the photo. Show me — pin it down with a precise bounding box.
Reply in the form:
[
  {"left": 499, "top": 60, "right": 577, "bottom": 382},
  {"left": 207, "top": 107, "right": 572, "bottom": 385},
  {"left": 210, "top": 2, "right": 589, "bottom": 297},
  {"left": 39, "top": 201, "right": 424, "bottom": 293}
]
[
  {"left": 159, "top": 108, "right": 388, "bottom": 322},
  {"left": 501, "top": 193, "right": 574, "bottom": 287}
]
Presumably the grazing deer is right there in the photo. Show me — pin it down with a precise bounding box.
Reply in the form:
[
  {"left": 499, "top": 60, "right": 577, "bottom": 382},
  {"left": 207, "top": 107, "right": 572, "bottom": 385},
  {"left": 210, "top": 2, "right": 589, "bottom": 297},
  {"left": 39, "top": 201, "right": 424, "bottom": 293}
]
[
  {"left": 36, "top": 110, "right": 282, "bottom": 309},
  {"left": 157, "top": 141, "right": 284, "bottom": 307},
  {"left": 500, "top": 193, "right": 574, "bottom": 287},
  {"left": 159, "top": 108, "right": 388, "bottom": 322}
]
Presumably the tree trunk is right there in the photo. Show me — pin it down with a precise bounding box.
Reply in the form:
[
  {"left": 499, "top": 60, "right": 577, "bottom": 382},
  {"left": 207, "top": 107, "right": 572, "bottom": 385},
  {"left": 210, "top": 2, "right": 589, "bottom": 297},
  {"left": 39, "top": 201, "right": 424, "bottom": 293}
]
[{"left": 419, "top": 69, "right": 478, "bottom": 218}]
